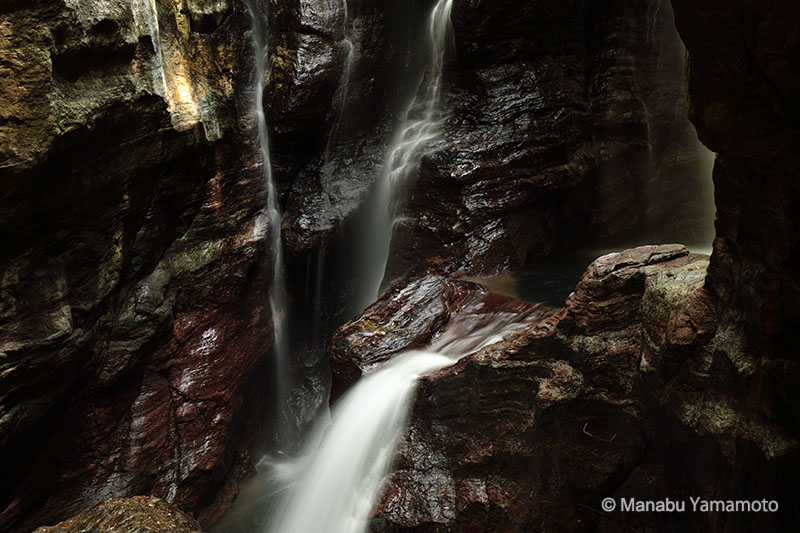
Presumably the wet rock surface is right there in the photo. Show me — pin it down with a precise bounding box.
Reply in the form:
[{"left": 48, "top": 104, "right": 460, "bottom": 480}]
[
  {"left": 33, "top": 496, "right": 204, "bottom": 533},
  {"left": 273, "top": 0, "right": 435, "bottom": 254},
  {"left": 326, "top": 246, "right": 798, "bottom": 531},
  {"left": 386, "top": 0, "right": 711, "bottom": 280},
  {"left": 359, "top": 0, "right": 800, "bottom": 527},
  {"left": 2, "top": 0, "right": 799, "bottom": 531},
  {"left": 347, "top": 1, "right": 800, "bottom": 528},
  {"left": 327, "top": 275, "right": 480, "bottom": 398},
  {"left": 328, "top": 273, "right": 553, "bottom": 400},
  {"left": 275, "top": 0, "right": 710, "bottom": 285},
  {"left": 0, "top": 1, "right": 275, "bottom": 530}
]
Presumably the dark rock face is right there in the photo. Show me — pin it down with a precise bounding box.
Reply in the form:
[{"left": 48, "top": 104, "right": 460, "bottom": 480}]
[
  {"left": 337, "top": 246, "right": 797, "bottom": 531},
  {"left": 327, "top": 275, "right": 480, "bottom": 398},
  {"left": 385, "top": 0, "right": 712, "bottom": 281},
  {"left": 674, "top": 0, "right": 800, "bottom": 525},
  {"left": 672, "top": 0, "right": 800, "bottom": 380},
  {"left": 273, "top": 0, "right": 437, "bottom": 254},
  {"left": 273, "top": 0, "right": 712, "bottom": 286},
  {"left": 275, "top": 0, "right": 713, "bottom": 339},
  {"left": 0, "top": 1, "right": 275, "bottom": 530},
  {"left": 33, "top": 496, "right": 203, "bottom": 533}
]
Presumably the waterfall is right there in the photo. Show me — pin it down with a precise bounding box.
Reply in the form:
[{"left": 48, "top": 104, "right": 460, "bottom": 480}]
[
  {"left": 269, "top": 300, "right": 547, "bottom": 533},
  {"left": 268, "top": 3, "right": 457, "bottom": 530},
  {"left": 268, "top": 352, "right": 451, "bottom": 533},
  {"left": 247, "top": 0, "right": 292, "bottom": 441},
  {"left": 215, "top": 3, "right": 457, "bottom": 531},
  {"left": 358, "top": 0, "right": 454, "bottom": 309}
]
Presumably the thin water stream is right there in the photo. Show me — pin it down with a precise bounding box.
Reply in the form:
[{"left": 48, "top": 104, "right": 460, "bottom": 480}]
[
  {"left": 358, "top": 0, "right": 453, "bottom": 309},
  {"left": 247, "top": 0, "right": 292, "bottom": 446},
  {"left": 217, "top": 3, "right": 456, "bottom": 531}
]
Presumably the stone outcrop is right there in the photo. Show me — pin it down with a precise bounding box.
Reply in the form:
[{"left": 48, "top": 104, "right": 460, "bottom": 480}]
[
  {"left": 327, "top": 273, "right": 553, "bottom": 400},
  {"left": 672, "top": 0, "right": 800, "bottom": 392},
  {"left": 327, "top": 275, "right": 479, "bottom": 398},
  {"left": 0, "top": 1, "right": 275, "bottom": 530},
  {"left": 33, "top": 496, "right": 204, "bottom": 533},
  {"left": 329, "top": 246, "right": 798, "bottom": 531}
]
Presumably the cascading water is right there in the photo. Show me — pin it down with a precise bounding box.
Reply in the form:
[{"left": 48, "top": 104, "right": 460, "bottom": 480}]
[
  {"left": 358, "top": 0, "right": 454, "bottom": 309},
  {"left": 266, "top": 3, "right": 456, "bottom": 530},
  {"left": 269, "top": 300, "right": 550, "bottom": 533},
  {"left": 216, "top": 2, "right": 458, "bottom": 531},
  {"left": 247, "top": 0, "right": 292, "bottom": 442},
  {"left": 268, "top": 352, "right": 452, "bottom": 533}
]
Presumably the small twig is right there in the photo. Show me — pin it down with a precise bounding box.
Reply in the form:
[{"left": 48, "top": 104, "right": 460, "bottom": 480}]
[
  {"left": 583, "top": 422, "right": 617, "bottom": 442},
  {"left": 576, "top": 503, "right": 605, "bottom": 516}
]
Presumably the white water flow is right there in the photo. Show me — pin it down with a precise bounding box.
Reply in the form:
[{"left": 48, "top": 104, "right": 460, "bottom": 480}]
[
  {"left": 360, "top": 0, "right": 454, "bottom": 308},
  {"left": 248, "top": 1, "right": 291, "bottom": 437},
  {"left": 269, "top": 302, "right": 544, "bottom": 533}
]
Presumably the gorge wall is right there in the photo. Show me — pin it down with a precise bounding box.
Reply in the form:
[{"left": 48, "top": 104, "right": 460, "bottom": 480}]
[
  {"left": 0, "top": 1, "right": 274, "bottom": 530},
  {"left": 1, "top": 0, "right": 798, "bottom": 532},
  {"left": 672, "top": 0, "right": 800, "bottom": 409}
]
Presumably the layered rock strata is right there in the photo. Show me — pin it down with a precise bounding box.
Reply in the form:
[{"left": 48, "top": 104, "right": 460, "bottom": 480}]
[{"left": 0, "top": 1, "right": 275, "bottom": 530}]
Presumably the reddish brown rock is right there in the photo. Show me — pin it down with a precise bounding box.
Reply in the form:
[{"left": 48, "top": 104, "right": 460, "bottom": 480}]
[
  {"left": 327, "top": 275, "right": 481, "bottom": 398},
  {"left": 342, "top": 246, "right": 798, "bottom": 531},
  {"left": 328, "top": 272, "right": 556, "bottom": 398},
  {"left": 0, "top": 2, "right": 275, "bottom": 531}
]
